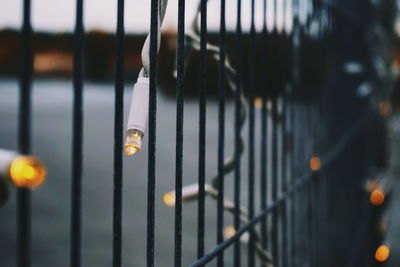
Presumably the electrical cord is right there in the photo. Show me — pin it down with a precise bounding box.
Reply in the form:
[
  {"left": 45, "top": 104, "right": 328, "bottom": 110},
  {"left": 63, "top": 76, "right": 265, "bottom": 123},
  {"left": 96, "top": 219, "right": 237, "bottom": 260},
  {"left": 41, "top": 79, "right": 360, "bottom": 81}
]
[
  {"left": 141, "top": 0, "right": 169, "bottom": 77},
  {"left": 180, "top": 1, "right": 248, "bottom": 190},
  {"left": 168, "top": 1, "right": 274, "bottom": 266}
]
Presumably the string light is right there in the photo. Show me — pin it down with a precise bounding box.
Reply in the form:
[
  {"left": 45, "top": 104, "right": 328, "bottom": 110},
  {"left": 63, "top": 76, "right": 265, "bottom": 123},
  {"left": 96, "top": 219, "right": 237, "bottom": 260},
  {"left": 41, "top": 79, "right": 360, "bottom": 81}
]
[
  {"left": 253, "top": 97, "right": 263, "bottom": 109},
  {"left": 309, "top": 157, "right": 321, "bottom": 171},
  {"left": 163, "top": 184, "right": 212, "bottom": 207},
  {"left": 375, "top": 245, "right": 390, "bottom": 262},
  {"left": 0, "top": 149, "right": 46, "bottom": 189},
  {"left": 125, "top": 78, "right": 149, "bottom": 155},
  {"left": 162, "top": 2, "right": 273, "bottom": 266},
  {"left": 125, "top": 0, "right": 169, "bottom": 156},
  {"left": 369, "top": 189, "right": 385, "bottom": 206},
  {"left": 223, "top": 225, "right": 249, "bottom": 243}
]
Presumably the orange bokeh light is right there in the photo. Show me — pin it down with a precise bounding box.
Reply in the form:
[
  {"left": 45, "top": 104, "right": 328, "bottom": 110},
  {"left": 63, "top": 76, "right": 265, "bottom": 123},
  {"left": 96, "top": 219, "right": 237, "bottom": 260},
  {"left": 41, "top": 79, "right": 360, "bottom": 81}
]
[
  {"left": 309, "top": 157, "right": 321, "bottom": 171},
  {"left": 370, "top": 189, "right": 385, "bottom": 206},
  {"left": 9, "top": 156, "right": 46, "bottom": 189},
  {"left": 375, "top": 245, "right": 390, "bottom": 262},
  {"left": 163, "top": 192, "right": 176, "bottom": 207}
]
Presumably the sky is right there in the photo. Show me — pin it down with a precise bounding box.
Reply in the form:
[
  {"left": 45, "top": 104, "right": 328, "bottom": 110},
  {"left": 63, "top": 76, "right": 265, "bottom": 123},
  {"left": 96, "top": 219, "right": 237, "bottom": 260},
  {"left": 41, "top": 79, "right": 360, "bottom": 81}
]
[{"left": 0, "top": 0, "right": 295, "bottom": 33}]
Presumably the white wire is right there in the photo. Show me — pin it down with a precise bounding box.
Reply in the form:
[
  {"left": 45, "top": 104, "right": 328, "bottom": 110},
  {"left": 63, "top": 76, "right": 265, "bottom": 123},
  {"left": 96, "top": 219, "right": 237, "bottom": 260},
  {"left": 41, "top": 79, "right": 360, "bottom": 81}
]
[
  {"left": 140, "top": 0, "right": 169, "bottom": 77},
  {"left": 175, "top": 1, "right": 274, "bottom": 266}
]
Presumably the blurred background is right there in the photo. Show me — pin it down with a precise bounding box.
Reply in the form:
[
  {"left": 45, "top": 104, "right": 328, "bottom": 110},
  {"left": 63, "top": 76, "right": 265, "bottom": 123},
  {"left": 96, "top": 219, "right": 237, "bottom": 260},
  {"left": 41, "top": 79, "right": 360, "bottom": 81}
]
[{"left": 1, "top": 0, "right": 400, "bottom": 266}]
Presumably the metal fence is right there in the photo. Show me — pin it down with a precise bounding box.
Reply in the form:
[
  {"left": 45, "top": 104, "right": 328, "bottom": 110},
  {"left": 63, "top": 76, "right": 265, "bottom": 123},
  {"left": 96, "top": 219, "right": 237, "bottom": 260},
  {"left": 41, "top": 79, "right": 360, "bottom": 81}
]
[{"left": 11, "top": 0, "right": 392, "bottom": 266}]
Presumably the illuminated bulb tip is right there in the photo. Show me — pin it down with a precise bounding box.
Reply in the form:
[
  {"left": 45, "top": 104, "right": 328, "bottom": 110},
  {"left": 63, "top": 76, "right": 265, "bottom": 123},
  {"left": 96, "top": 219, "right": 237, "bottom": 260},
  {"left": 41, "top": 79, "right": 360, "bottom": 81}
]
[
  {"left": 253, "top": 97, "right": 263, "bottom": 109},
  {"left": 224, "top": 226, "right": 236, "bottom": 239},
  {"left": 370, "top": 189, "right": 385, "bottom": 206},
  {"left": 9, "top": 156, "right": 46, "bottom": 189},
  {"left": 124, "top": 145, "right": 139, "bottom": 156},
  {"left": 309, "top": 157, "right": 321, "bottom": 171},
  {"left": 163, "top": 192, "right": 176, "bottom": 207},
  {"left": 124, "top": 129, "right": 144, "bottom": 156},
  {"left": 375, "top": 245, "right": 390, "bottom": 262}
]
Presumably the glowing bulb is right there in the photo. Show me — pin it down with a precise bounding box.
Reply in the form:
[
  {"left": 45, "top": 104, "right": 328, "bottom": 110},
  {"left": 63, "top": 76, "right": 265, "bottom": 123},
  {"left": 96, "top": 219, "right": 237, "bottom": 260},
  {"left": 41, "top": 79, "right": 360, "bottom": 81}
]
[
  {"left": 375, "top": 245, "right": 390, "bottom": 262},
  {"left": 224, "top": 226, "right": 236, "bottom": 239},
  {"left": 9, "top": 156, "right": 46, "bottom": 189},
  {"left": 309, "top": 157, "right": 321, "bottom": 171},
  {"left": 163, "top": 184, "right": 211, "bottom": 207},
  {"left": 124, "top": 129, "right": 143, "bottom": 156},
  {"left": 370, "top": 189, "right": 385, "bottom": 206},
  {"left": 223, "top": 225, "right": 249, "bottom": 242},
  {"left": 253, "top": 97, "right": 263, "bottom": 109},
  {"left": 163, "top": 191, "right": 176, "bottom": 207}
]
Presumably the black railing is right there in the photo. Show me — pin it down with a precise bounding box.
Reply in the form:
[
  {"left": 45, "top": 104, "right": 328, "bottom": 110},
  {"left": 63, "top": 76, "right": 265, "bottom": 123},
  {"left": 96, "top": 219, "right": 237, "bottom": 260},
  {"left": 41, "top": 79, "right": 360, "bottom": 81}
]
[{"left": 8, "top": 0, "right": 393, "bottom": 266}]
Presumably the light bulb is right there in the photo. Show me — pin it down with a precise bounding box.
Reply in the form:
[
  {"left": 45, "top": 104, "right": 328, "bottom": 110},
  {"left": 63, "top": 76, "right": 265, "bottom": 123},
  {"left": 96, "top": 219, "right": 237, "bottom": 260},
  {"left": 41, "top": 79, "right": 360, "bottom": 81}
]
[
  {"left": 309, "top": 157, "right": 321, "bottom": 171},
  {"left": 124, "top": 129, "right": 144, "bottom": 155},
  {"left": 0, "top": 149, "right": 46, "bottom": 189},
  {"left": 370, "top": 189, "right": 385, "bottom": 206},
  {"left": 163, "top": 191, "right": 176, "bottom": 207},
  {"left": 223, "top": 226, "right": 236, "bottom": 239},
  {"left": 163, "top": 184, "right": 211, "bottom": 207},
  {"left": 125, "top": 77, "right": 149, "bottom": 156},
  {"left": 9, "top": 156, "right": 46, "bottom": 188},
  {"left": 375, "top": 245, "right": 390, "bottom": 262},
  {"left": 223, "top": 225, "right": 249, "bottom": 243}
]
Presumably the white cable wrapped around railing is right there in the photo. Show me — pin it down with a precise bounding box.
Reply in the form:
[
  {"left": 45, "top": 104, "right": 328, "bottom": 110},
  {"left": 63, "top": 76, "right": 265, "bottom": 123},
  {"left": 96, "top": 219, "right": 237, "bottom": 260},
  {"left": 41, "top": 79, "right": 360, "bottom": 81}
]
[{"left": 124, "top": 0, "right": 169, "bottom": 156}]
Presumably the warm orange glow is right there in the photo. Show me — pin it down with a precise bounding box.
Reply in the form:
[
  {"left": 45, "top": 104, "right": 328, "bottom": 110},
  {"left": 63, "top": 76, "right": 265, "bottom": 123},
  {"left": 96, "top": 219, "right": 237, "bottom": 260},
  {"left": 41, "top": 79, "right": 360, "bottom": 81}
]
[
  {"left": 124, "top": 144, "right": 140, "bottom": 156},
  {"left": 34, "top": 51, "right": 72, "bottom": 74},
  {"left": 375, "top": 245, "right": 390, "bottom": 262},
  {"left": 309, "top": 157, "right": 321, "bottom": 171},
  {"left": 223, "top": 226, "right": 236, "bottom": 239},
  {"left": 370, "top": 189, "right": 385, "bottom": 206},
  {"left": 253, "top": 97, "right": 264, "bottom": 109},
  {"left": 9, "top": 156, "right": 46, "bottom": 189},
  {"left": 378, "top": 102, "right": 393, "bottom": 118},
  {"left": 163, "top": 192, "right": 176, "bottom": 207}
]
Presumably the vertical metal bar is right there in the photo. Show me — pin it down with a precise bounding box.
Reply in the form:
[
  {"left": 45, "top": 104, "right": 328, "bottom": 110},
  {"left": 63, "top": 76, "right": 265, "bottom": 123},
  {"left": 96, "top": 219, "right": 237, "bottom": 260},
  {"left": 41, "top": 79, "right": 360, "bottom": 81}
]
[
  {"left": 277, "top": 98, "right": 283, "bottom": 267},
  {"left": 147, "top": 0, "right": 158, "bottom": 266},
  {"left": 197, "top": 0, "right": 207, "bottom": 260},
  {"left": 290, "top": 106, "right": 297, "bottom": 267},
  {"left": 305, "top": 107, "right": 313, "bottom": 267},
  {"left": 70, "top": 0, "right": 84, "bottom": 266},
  {"left": 260, "top": 0, "right": 268, "bottom": 255},
  {"left": 281, "top": 98, "right": 288, "bottom": 267},
  {"left": 271, "top": 99, "right": 279, "bottom": 265},
  {"left": 248, "top": 0, "right": 256, "bottom": 266},
  {"left": 271, "top": 0, "right": 279, "bottom": 264},
  {"left": 174, "top": 0, "right": 185, "bottom": 266},
  {"left": 113, "top": 0, "right": 125, "bottom": 266},
  {"left": 286, "top": 97, "right": 294, "bottom": 267},
  {"left": 217, "top": 0, "right": 226, "bottom": 265},
  {"left": 280, "top": 0, "right": 288, "bottom": 262},
  {"left": 290, "top": 0, "right": 299, "bottom": 265},
  {"left": 18, "top": 1, "right": 33, "bottom": 266},
  {"left": 234, "top": 0, "right": 242, "bottom": 266}
]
